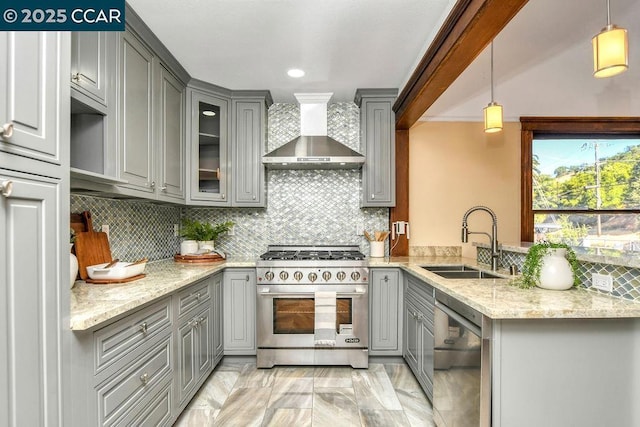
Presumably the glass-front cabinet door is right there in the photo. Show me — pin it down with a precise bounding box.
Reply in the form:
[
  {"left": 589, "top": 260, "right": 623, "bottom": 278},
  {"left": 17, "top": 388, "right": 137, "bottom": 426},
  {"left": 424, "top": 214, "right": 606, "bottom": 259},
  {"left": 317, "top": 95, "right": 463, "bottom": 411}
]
[{"left": 188, "top": 89, "right": 230, "bottom": 205}]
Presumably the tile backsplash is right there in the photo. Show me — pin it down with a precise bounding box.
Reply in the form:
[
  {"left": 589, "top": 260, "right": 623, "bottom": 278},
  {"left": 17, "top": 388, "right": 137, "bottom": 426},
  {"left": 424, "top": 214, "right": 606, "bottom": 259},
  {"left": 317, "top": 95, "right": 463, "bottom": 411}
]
[{"left": 70, "top": 101, "right": 389, "bottom": 260}]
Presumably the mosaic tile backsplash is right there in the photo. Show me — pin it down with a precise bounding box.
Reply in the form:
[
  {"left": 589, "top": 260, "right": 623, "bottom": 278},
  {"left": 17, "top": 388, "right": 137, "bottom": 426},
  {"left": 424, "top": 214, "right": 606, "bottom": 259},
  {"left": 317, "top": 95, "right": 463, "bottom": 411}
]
[
  {"left": 70, "top": 101, "right": 388, "bottom": 261},
  {"left": 477, "top": 246, "right": 640, "bottom": 303}
]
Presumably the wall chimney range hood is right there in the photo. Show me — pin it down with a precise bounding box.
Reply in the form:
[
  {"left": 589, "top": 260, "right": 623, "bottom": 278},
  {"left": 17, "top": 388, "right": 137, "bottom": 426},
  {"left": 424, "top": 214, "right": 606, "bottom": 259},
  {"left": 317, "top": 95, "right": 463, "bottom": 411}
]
[{"left": 262, "top": 93, "right": 365, "bottom": 169}]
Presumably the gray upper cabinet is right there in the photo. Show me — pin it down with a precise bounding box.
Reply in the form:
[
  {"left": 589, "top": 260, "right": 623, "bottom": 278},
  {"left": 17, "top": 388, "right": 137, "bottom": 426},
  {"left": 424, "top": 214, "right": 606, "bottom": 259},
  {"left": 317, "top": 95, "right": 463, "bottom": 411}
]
[
  {"left": 119, "top": 28, "right": 155, "bottom": 194},
  {"left": 71, "top": 32, "right": 107, "bottom": 108},
  {"left": 370, "top": 269, "right": 403, "bottom": 355},
  {"left": 156, "top": 62, "right": 185, "bottom": 202},
  {"left": 118, "top": 27, "right": 186, "bottom": 202},
  {"left": 231, "top": 93, "right": 272, "bottom": 207},
  {"left": 187, "top": 84, "right": 231, "bottom": 206},
  {"left": 355, "top": 89, "right": 398, "bottom": 207},
  {"left": 0, "top": 32, "right": 64, "bottom": 173}
]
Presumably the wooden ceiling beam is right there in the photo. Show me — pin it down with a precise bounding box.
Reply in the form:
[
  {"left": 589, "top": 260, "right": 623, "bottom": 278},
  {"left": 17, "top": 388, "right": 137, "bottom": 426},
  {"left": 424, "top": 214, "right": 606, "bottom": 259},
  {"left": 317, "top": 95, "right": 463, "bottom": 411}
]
[{"left": 393, "top": 0, "right": 529, "bottom": 129}]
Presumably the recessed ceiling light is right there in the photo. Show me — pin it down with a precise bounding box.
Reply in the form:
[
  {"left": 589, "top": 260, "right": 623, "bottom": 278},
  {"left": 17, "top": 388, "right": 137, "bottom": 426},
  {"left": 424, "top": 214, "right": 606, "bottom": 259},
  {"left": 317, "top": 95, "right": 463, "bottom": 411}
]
[
  {"left": 202, "top": 110, "right": 216, "bottom": 117},
  {"left": 287, "top": 69, "right": 305, "bottom": 78}
]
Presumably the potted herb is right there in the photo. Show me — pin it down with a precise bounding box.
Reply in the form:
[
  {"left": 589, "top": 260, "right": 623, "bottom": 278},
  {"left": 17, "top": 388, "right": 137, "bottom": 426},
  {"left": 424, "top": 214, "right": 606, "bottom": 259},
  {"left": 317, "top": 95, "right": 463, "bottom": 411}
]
[
  {"left": 513, "top": 242, "right": 580, "bottom": 290},
  {"left": 180, "top": 219, "right": 234, "bottom": 252}
]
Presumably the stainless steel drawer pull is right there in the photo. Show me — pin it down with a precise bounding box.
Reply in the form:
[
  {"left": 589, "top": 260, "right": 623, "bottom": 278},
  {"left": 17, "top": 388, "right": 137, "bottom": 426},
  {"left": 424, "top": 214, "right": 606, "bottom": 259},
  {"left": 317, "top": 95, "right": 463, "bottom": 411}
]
[
  {"left": 371, "top": 194, "right": 375, "bottom": 199},
  {"left": 139, "top": 322, "right": 148, "bottom": 334},
  {"left": 161, "top": 185, "right": 167, "bottom": 191},
  {"left": 0, "top": 123, "right": 14, "bottom": 138},
  {"left": 195, "top": 292, "right": 201, "bottom": 300},
  {"left": 384, "top": 275, "right": 389, "bottom": 282},
  {"left": 71, "top": 72, "right": 80, "bottom": 81},
  {"left": 245, "top": 275, "right": 250, "bottom": 282},
  {"left": 259, "top": 290, "right": 366, "bottom": 297},
  {"left": 1, "top": 180, "right": 13, "bottom": 198},
  {"left": 140, "top": 372, "right": 148, "bottom": 385}
]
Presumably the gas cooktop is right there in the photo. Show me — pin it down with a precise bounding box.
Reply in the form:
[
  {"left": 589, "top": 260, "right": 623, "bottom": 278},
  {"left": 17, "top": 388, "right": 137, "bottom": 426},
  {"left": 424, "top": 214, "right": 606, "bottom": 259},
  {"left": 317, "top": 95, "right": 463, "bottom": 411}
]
[{"left": 259, "top": 245, "right": 365, "bottom": 261}]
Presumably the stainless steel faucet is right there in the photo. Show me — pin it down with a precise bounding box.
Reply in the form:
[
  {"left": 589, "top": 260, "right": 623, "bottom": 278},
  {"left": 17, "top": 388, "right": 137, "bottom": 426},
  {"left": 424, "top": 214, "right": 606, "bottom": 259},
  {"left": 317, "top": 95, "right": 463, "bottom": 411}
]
[{"left": 461, "top": 206, "right": 499, "bottom": 270}]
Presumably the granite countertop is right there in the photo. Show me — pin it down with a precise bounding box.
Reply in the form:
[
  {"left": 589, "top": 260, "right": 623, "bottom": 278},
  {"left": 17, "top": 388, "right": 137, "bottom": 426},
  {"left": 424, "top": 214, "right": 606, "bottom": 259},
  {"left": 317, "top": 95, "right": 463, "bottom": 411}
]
[
  {"left": 70, "top": 257, "right": 256, "bottom": 331},
  {"left": 373, "top": 255, "right": 640, "bottom": 320},
  {"left": 71, "top": 255, "right": 640, "bottom": 332}
]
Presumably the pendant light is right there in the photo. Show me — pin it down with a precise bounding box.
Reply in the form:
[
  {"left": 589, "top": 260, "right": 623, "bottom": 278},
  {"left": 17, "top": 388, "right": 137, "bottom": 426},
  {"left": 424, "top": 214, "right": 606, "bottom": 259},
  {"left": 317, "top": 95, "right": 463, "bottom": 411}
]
[
  {"left": 484, "top": 42, "right": 503, "bottom": 133},
  {"left": 592, "top": 0, "right": 628, "bottom": 78}
]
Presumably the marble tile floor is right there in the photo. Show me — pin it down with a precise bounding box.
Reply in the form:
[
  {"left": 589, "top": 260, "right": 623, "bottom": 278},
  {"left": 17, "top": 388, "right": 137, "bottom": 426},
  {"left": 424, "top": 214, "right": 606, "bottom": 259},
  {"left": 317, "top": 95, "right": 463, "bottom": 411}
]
[{"left": 174, "top": 359, "right": 435, "bottom": 427}]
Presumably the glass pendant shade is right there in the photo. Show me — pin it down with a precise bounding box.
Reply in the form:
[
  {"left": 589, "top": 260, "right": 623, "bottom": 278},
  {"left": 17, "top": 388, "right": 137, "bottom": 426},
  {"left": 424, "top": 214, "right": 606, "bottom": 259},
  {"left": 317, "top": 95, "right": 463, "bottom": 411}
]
[
  {"left": 592, "top": 0, "right": 629, "bottom": 78},
  {"left": 484, "top": 102, "right": 503, "bottom": 133}
]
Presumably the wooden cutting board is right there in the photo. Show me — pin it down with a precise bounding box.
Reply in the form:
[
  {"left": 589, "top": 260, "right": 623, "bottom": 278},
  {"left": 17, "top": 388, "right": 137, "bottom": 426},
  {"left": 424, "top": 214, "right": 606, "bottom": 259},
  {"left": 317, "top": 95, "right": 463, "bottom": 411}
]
[{"left": 75, "top": 230, "right": 112, "bottom": 280}]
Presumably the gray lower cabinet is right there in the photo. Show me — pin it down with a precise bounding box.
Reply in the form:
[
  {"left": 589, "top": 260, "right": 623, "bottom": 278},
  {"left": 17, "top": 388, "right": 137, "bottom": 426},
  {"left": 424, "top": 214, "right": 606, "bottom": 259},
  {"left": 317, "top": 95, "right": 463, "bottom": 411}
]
[
  {"left": 403, "top": 275, "right": 435, "bottom": 400},
  {"left": 231, "top": 93, "right": 272, "bottom": 207},
  {"left": 175, "top": 278, "right": 213, "bottom": 407},
  {"left": 370, "top": 268, "right": 403, "bottom": 355},
  {"left": 223, "top": 269, "right": 257, "bottom": 355},
  {"left": 71, "top": 273, "right": 227, "bottom": 426},
  {"left": 212, "top": 273, "right": 224, "bottom": 362},
  {"left": 354, "top": 89, "right": 398, "bottom": 207}
]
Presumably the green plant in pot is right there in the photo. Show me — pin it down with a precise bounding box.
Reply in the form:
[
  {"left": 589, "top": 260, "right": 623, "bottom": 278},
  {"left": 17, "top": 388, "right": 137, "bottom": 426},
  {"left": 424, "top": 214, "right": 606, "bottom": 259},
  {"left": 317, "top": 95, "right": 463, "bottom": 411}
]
[
  {"left": 513, "top": 242, "right": 580, "bottom": 290},
  {"left": 180, "top": 219, "right": 234, "bottom": 252}
]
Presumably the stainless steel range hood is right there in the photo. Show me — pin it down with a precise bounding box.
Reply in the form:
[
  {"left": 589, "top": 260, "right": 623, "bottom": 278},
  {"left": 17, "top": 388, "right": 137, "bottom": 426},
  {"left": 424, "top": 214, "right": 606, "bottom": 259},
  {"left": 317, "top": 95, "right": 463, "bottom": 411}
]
[{"left": 263, "top": 93, "right": 364, "bottom": 169}]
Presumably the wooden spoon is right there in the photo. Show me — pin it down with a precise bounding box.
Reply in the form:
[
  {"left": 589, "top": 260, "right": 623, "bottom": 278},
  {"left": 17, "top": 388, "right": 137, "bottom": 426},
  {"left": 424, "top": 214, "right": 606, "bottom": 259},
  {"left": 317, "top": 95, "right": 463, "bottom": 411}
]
[
  {"left": 375, "top": 231, "right": 382, "bottom": 241},
  {"left": 126, "top": 257, "right": 148, "bottom": 267},
  {"left": 364, "top": 230, "right": 373, "bottom": 241},
  {"left": 103, "top": 259, "right": 119, "bottom": 269}
]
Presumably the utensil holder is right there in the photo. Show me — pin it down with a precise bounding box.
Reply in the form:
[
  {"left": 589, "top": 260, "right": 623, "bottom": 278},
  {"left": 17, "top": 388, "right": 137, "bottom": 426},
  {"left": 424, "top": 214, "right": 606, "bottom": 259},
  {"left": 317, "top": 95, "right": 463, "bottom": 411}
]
[{"left": 370, "top": 241, "right": 384, "bottom": 258}]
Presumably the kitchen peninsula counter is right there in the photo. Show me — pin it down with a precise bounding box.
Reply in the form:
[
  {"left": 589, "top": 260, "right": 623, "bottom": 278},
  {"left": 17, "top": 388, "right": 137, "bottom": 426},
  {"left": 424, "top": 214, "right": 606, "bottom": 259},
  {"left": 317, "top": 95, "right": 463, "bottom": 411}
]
[
  {"left": 371, "top": 255, "right": 640, "bottom": 320},
  {"left": 71, "top": 255, "right": 640, "bottom": 332}
]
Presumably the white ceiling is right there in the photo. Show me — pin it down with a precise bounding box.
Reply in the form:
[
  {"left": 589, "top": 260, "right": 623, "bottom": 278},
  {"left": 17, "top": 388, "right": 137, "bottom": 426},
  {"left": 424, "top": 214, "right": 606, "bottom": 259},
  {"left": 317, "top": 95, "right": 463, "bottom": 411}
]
[
  {"left": 127, "top": 0, "right": 456, "bottom": 103},
  {"left": 425, "top": 0, "right": 640, "bottom": 121}
]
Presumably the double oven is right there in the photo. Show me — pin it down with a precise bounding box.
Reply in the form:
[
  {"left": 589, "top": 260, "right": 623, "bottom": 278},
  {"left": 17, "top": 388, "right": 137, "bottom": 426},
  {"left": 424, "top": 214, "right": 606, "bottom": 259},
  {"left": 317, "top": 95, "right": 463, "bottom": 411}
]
[{"left": 255, "top": 245, "right": 369, "bottom": 368}]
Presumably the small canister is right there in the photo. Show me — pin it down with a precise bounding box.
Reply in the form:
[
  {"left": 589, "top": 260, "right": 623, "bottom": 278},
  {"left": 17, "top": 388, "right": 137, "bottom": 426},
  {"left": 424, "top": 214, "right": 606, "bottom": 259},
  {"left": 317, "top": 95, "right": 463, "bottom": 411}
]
[{"left": 180, "top": 240, "right": 198, "bottom": 255}]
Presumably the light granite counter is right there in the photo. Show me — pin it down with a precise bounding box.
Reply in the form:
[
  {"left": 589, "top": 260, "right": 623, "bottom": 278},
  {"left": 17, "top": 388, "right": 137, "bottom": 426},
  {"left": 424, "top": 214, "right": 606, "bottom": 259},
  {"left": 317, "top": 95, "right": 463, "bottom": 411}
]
[
  {"left": 70, "top": 257, "right": 256, "bottom": 331},
  {"left": 71, "top": 255, "right": 640, "bottom": 332},
  {"left": 371, "top": 255, "right": 640, "bottom": 319}
]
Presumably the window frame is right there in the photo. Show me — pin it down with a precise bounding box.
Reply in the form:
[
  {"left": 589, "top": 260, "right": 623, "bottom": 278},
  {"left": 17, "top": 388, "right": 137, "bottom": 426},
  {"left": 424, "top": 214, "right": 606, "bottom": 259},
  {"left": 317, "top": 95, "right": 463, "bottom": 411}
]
[{"left": 520, "top": 117, "right": 640, "bottom": 241}]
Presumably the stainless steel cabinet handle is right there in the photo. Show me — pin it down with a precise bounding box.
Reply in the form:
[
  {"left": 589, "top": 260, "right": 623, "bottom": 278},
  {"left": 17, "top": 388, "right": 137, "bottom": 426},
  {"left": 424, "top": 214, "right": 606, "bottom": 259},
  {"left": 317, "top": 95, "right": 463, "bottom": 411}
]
[
  {"left": 371, "top": 194, "right": 375, "bottom": 199},
  {"left": 196, "top": 292, "right": 201, "bottom": 300},
  {"left": 198, "top": 316, "right": 205, "bottom": 324},
  {"left": 0, "top": 123, "right": 14, "bottom": 138},
  {"left": 71, "top": 72, "right": 80, "bottom": 81},
  {"left": 245, "top": 275, "right": 250, "bottom": 282},
  {"left": 416, "top": 313, "right": 424, "bottom": 321},
  {"left": 221, "top": 193, "right": 225, "bottom": 199},
  {"left": 139, "top": 322, "right": 148, "bottom": 334},
  {"left": 150, "top": 181, "right": 156, "bottom": 189},
  {"left": 384, "top": 275, "right": 389, "bottom": 282},
  {"left": 161, "top": 184, "right": 167, "bottom": 191},
  {"left": 1, "top": 180, "right": 13, "bottom": 198},
  {"left": 252, "top": 195, "right": 256, "bottom": 200},
  {"left": 140, "top": 372, "right": 149, "bottom": 385}
]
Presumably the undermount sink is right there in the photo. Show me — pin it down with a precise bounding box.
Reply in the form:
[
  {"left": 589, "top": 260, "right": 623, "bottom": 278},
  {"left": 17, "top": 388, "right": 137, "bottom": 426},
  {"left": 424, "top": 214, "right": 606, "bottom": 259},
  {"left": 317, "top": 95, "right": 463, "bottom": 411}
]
[{"left": 420, "top": 265, "right": 502, "bottom": 279}]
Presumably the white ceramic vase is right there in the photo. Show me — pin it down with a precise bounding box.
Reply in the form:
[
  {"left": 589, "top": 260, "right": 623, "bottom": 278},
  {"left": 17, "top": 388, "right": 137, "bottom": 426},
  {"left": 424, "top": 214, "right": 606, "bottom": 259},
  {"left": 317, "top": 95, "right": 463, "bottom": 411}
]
[
  {"left": 537, "top": 248, "right": 574, "bottom": 291},
  {"left": 180, "top": 240, "right": 198, "bottom": 255},
  {"left": 198, "top": 240, "right": 215, "bottom": 252},
  {"left": 70, "top": 244, "right": 78, "bottom": 288}
]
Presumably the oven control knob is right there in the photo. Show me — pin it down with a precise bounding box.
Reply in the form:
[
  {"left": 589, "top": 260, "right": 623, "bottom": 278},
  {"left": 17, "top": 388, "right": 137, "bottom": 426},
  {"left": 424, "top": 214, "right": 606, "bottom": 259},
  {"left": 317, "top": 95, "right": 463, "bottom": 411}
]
[
  {"left": 308, "top": 272, "right": 318, "bottom": 282},
  {"left": 336, "top": 271, "right": 346, "bottom": 281},
  {"left": 351, "top": 271, "right": 361, "bottom": 281},
  {"left": 264, "top": 271, "right": 274, "bottom": 281},
  {"left": 322, "top": 271, "right": 332, "bottom": 281},
  {"left": 293, "top": 271, "right": 303, "bottom": 281},
  {"left": 279, "top": 271, "right": 289, "bottom": 281}
]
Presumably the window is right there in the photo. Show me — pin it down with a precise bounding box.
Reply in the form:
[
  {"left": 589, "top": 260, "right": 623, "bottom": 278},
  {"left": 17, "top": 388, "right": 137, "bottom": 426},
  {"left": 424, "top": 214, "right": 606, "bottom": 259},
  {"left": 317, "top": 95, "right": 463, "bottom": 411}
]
[{"left": 521, "top": 117, "right": 640, "bottom": 253}]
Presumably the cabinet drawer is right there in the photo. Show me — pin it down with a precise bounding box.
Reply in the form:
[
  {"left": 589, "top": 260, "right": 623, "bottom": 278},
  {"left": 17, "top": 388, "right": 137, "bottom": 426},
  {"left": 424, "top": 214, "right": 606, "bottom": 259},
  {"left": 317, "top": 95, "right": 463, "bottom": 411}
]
[
  {"left": 407, "top": 276, "right": 434, "bottom": 305},
  {"left": 120, "top": 376, "right": 173, "bottom": 427},
  {"left": 97, "top": 336, "right": 172, "bottom": 426},
  {"left": 94, "top": 298, "right": 172, "bottom": 374},
  {"left": 176, "top": 279, "right": 211, "bottom": 319}
]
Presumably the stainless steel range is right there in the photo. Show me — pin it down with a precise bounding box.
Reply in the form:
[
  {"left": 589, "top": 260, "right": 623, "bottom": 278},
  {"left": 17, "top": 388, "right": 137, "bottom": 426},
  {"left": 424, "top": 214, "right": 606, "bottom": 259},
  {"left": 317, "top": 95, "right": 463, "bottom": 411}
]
[{"left": 256, "top": 245, "right": 369, "bottom": 368}]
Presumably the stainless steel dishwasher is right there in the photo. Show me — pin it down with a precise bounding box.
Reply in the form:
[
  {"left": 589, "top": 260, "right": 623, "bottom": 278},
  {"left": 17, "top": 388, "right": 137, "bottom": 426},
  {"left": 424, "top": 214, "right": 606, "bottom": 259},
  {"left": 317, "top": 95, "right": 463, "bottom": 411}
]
[{"left": 433, "top": 290, "right": 491, "bottom": 427}]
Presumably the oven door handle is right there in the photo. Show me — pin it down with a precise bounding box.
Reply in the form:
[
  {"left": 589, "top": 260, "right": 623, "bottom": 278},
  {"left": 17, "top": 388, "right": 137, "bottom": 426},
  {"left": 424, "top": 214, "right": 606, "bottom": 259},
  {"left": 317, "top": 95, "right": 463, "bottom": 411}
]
[{"left": 258, "top": 290, "right": 367, "bottom": 297}]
